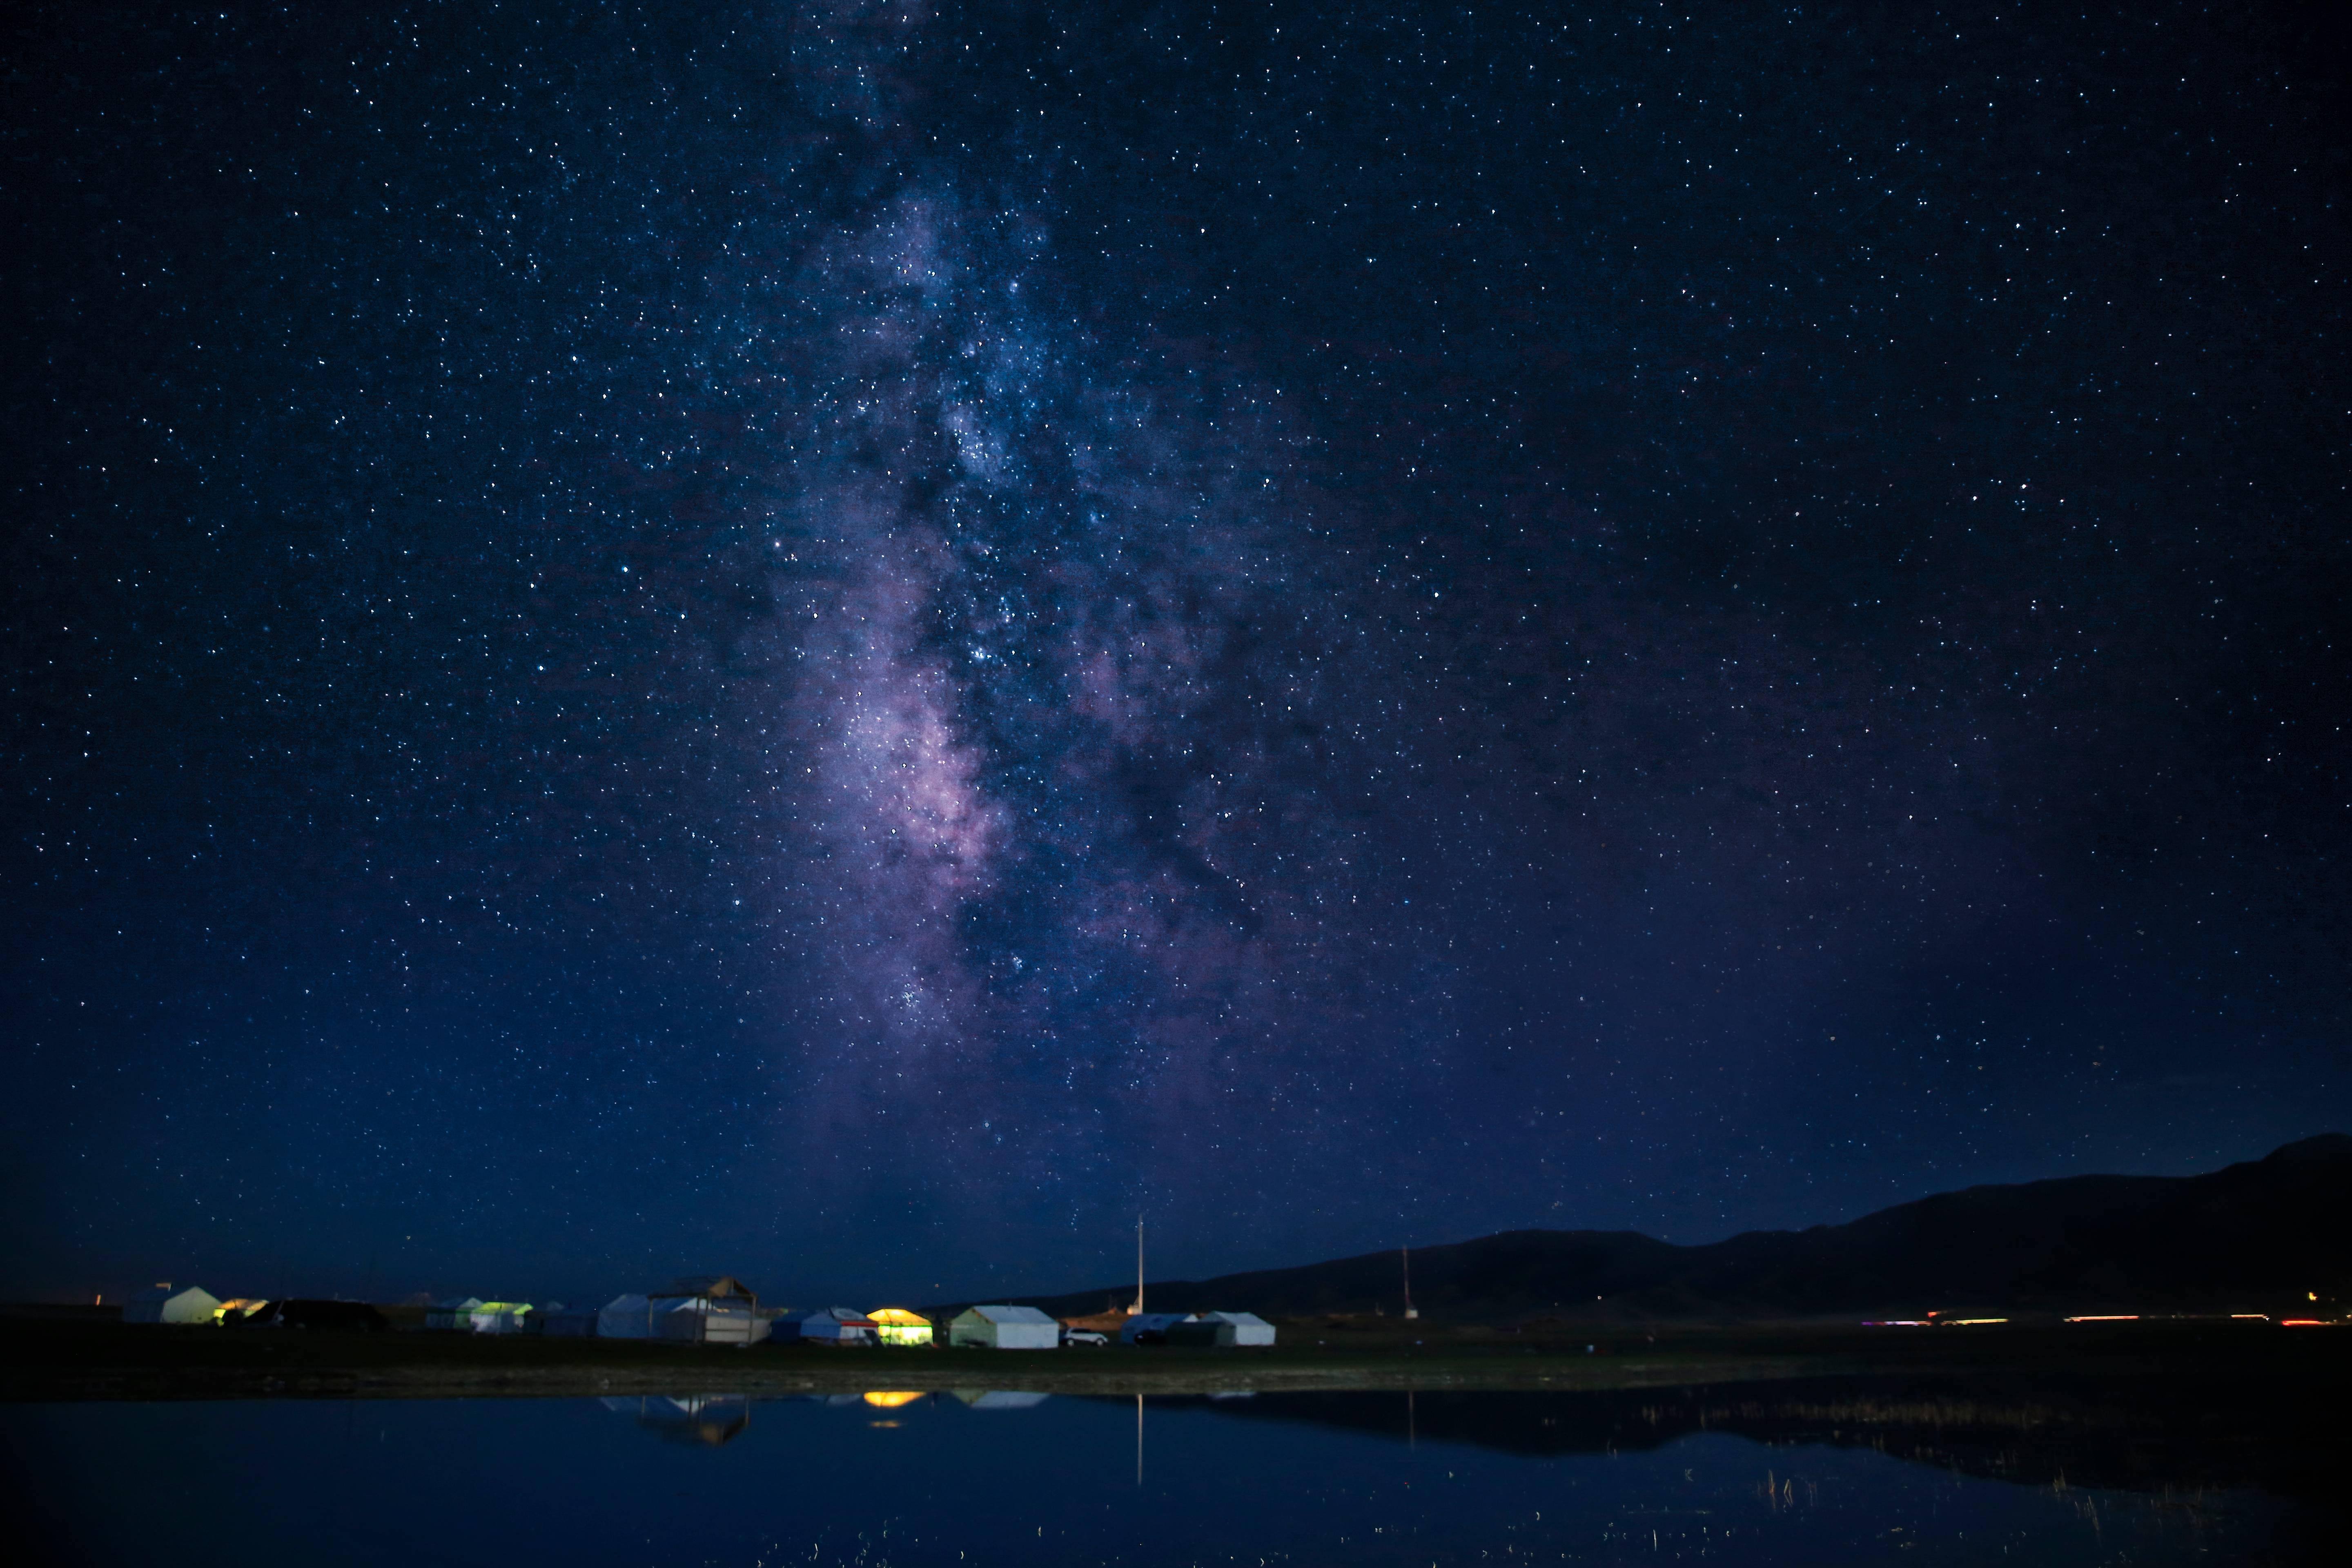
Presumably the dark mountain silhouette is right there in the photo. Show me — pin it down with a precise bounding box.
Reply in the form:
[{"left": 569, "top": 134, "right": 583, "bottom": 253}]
[{"left": 1012, "top": 1136, "right": 2352, "bottom": 1321}]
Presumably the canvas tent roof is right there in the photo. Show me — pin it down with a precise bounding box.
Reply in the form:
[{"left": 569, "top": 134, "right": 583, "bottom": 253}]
[
  {"left": 803, "top": 1306, "right": 877, "bottom": 1327},
  {"left": 961, "top": 1304, "right": 1056, "bottom": 1326}
]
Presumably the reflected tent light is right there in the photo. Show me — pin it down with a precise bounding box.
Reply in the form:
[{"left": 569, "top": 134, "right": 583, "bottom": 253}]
[{"left": 863, "top": 1390, "right": 927, "bottom": 1408}]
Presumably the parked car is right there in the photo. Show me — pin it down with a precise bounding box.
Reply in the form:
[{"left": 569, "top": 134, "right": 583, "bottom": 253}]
[{"left": 1062, "top": 1328, "right": 1109, "bottom": 1347}]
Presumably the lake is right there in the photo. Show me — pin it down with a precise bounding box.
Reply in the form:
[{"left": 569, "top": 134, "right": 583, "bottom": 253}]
[{"left": 1, "top": 1382, "right": 2334, "bottom": 1565}]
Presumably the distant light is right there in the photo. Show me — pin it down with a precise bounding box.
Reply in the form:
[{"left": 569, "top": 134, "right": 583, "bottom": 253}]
[
  {"left": 2064, "top": 1315, "right": 2139, "bottom": 1323},
  {"left": 2281, "top": 1320, "right": 2332, "bottom": 1328},
  {"left": 1939, "top": 1318, "right": 2007, "bottom": 1326}
]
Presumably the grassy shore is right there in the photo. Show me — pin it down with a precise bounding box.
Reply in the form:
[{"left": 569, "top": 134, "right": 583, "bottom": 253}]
[{"left": 4, "top": 1311, "right": 2344, "bottom": 1403}]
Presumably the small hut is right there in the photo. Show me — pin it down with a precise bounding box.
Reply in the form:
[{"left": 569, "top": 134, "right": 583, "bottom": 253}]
[
  {"left": 122, "top": 1283, "right": 222, "bottom": 1325},
  {"left": 948, "top": 1304, "right": 1060, "bottom": 1350},
  {"left": 869, "top": 1307, "right": 933, "bottom": 1346},
  {"left": 798, "top": 1307, "right": 879, "bottom": 1345}
]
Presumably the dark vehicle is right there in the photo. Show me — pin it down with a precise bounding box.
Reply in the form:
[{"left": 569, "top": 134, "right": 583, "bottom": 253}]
[{"left": 252, "top": 1299, "right": 391, "bottom": 1333}]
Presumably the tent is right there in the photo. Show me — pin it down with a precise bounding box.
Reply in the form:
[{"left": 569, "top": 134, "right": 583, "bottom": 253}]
[
  {"left": 122, "top": 1283, "right": 221, "bottom": 1325},
  {"left": 655, "top": 1296, "right": 766, "bottom": 1346},
  {"left": 869, "top": 1307, "right": 933, "bottom": 1347},
  {"left": 1167, "top": 1311, "right": 1277, "bottom": 1348},
  {"left": 948, "top": 1305, "right": 1060, "bottom": 1350},
  {"left": 468, "top": 1302, "right": 534, "bottom": 1334},
  {"left": 1120, "top": 1312, "right": 1194, "bottom": 1345},
  {"left": 648, "top": 1276, "right": 766, "bottom": 1345},
  {"left": 598, "top": 1293, "right": 655, "bottom": 1339},
  {"left": 797, "top": 1307, "right": 878, "bottom": 1345},
  {"left": 425, "top": 1296, "right": 485, "bottom": 1331}
]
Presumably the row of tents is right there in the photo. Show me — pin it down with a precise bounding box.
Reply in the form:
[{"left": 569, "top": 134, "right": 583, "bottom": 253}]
[
  {"left": 118, "top": 1276, "right": 1275, "bottom": 1349},
  {"left": 417, "top": 1278, "right": 1058, "bottom": 1347}
]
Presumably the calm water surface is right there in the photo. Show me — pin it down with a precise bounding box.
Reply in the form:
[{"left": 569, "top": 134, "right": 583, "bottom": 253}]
[{"left": 0, "top": 1389, "right": 2319, "bottom": 1566}]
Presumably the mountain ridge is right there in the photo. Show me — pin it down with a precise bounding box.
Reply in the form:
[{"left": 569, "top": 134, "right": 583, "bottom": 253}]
[{"left": 991, "top": 1135, "right": 2352, "bottom": 1322}]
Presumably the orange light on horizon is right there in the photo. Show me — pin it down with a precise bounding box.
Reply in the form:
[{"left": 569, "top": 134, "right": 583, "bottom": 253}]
[
  {"left": 2280, "top": 1320, "right": 2331, "bottom": 1328},
  {"left": 2064, "top": 1315, "right": 2140, "bottom": 1323},
  {"left": 863, "top": 1390, "right": 927, "bottom": 1408}
]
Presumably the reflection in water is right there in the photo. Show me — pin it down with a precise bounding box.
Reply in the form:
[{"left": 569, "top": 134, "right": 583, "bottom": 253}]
[
  {"left": 599, "top": 1392, "right": 752, "bottom": 1447},
  {"left": 951, "top": 1389, "right": 1050, "bottom": 1409},
  {"left": 2, "top": 1379, "right": 2340, "bottom": 1566}
]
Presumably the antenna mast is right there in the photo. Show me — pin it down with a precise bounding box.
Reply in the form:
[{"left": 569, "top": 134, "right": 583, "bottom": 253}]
[
  {"left": 1402, "top": 1245, "right": 1419, "bottom": 1320},
  {"left": 1131, "top": 1215, "right": 1145, "bottom": 1316}
]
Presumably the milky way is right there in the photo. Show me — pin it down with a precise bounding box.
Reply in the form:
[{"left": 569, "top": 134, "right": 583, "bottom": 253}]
[{"left": 724, "top": 177, "right": 1383, "bottom": 1217}]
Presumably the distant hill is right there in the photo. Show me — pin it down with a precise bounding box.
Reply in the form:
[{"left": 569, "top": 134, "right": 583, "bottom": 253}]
[{"left": 1004, "top": 1136, "right": 2352, "bottom": 1323}]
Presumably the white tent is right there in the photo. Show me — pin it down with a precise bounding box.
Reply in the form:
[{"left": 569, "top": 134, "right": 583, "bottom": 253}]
[
  {"left": 1185, "top": 1310, "right": 1277, "bottom": 1347},
  {"left": 598, "top": 1293, "right": 656, "bottom": 1339},
  {"left": 122, "top": 1283, "right": 221, "bottom": 1325},
  {"left": 797, "top": 1307, "right": 877, "bottom": 1345},
  {"left": 654, "top": 1295, "right": 766, "bottom": 1345},
  {"left": 948, "top": 1305, "right": 1060, "bottom": 1350}
]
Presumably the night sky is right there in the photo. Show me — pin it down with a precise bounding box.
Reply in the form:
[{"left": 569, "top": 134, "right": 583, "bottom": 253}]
[{"left": 6, "top": 2, "right": 2348, "bottom": 1307}]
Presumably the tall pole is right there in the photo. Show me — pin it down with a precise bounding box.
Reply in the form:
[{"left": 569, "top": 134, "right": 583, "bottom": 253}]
[
  {"left": 1133, "top": 1215, "right": 1145, "bottom": 1315},
  {"left": 1402, "top": 1245, "right": 1418, "bottom": 1320}
]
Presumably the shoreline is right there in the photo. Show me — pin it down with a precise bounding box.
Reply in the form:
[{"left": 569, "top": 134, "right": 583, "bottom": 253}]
[{"left": 5, "top": 1318, "right": 2343, "bottom": 1403}]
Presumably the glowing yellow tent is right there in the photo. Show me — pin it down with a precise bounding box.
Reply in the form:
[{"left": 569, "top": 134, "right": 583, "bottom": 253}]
[{"left": 869, "top": 1307, "right": 933, "bottom": 1346}]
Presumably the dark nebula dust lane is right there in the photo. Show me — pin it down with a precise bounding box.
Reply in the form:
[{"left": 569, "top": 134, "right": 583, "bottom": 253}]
[{"left": 2, "top": 2, "right": 2348, "bottom": 1301}]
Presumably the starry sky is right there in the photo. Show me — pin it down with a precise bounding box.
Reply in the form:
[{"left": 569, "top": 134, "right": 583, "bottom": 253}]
[{"left": 5, "top": 2, "right": 2348, "bottom": 1306}]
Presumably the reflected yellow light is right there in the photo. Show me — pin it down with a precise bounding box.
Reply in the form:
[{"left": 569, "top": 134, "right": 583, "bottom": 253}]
[{"left": 863, "top": 1390, "right": 926, "bottom": 1408}]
